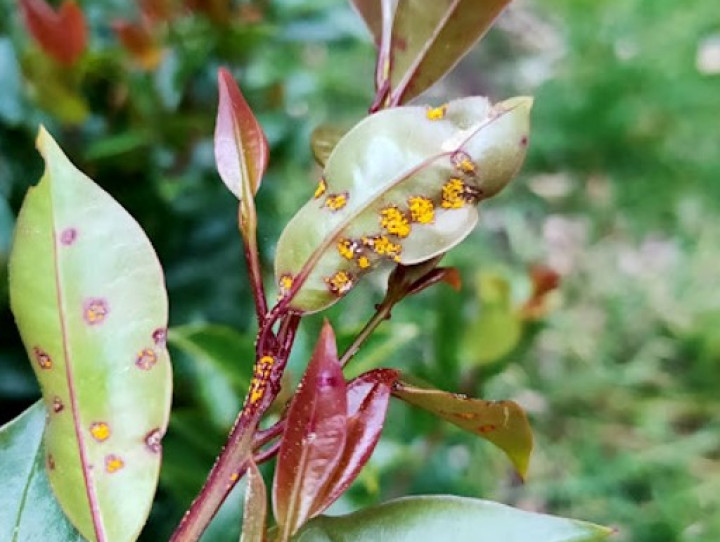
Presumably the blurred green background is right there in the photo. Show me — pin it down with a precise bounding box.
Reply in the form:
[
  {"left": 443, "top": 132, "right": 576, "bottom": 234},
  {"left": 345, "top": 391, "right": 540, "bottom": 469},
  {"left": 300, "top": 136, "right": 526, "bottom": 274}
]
[{"left": 2, "top": 0, "right": 720, "bottom": 541}]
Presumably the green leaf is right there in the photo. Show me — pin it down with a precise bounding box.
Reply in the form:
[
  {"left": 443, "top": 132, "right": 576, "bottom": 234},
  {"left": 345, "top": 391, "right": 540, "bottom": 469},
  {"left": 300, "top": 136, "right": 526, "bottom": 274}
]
[
  {"left": 392, "top": 381, "right": 532, "bottom": 478},
  {"left": 0, "top": 402, "right": 83, "bottom": 542},
  {"left": 275, "top": 95, "right": 531, "bottom": 313},
  {"left": 291, "top": 496, "right": 613, "bottom": 542},
  {"left": 8, "top": 128, "right": 172, "bottom": 542},
  {"left": 387, "top": 0, "right": 511, "bottom": 105},
  {"left": 239, "top": 459, "right": 267, "bottom": 542}
]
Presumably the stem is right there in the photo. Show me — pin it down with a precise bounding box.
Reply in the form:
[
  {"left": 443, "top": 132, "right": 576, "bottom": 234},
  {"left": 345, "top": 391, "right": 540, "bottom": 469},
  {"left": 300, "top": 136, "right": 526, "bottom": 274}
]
[
  {"left": 339, "top": 301, "right": 394, "bottom": 367},
  {"left": 239, "top": 204, "right": 268, "bottom": 327}
]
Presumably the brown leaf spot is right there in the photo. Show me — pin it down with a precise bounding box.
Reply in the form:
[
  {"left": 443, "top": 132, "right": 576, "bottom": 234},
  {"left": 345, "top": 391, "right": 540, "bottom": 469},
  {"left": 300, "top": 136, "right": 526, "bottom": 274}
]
[
  {"left": 83, "top": 298, "right": 109, "bottom": 325},
  {"left": 90, "top": 422, "right": 111, "bottom": 442},
  {"left": 452, "top": 412, "right": 476, "bottom": 421},
  {"left": 33, "top": 346, "right": 53, "bottom": 369},
  {"left": 105, "top": 454, "right": 125, "bottom": 473},
  {"left": 135, "top": 348, "right": 158, "bottom": 370},
  {"left": 520, "top": 135, "right": 529, "bottom": 147},
  {"left": 59, "top": 227, "right": 78, "bottom": 245},
  {"left": 144, "top": 428, "right": 163, "bottom": 453},
  {"left": 47, "top": 453, "right": 55, "bottom": 470},
  {"left": 152, "top": 328, "right": 167, "bottom": 347},
  {"left": 477, "top": 424, "right": 497, "bottom": 434},
  {"left": 52, "top": 396, "right": 64, "bottom": 413}
]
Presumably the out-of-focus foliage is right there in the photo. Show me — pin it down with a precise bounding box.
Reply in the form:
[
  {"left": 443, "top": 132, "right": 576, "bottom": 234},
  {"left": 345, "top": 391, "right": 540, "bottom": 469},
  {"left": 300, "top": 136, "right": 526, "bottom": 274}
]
[{"left": 1, "top": 0, "right": 719, "bottom": 541}]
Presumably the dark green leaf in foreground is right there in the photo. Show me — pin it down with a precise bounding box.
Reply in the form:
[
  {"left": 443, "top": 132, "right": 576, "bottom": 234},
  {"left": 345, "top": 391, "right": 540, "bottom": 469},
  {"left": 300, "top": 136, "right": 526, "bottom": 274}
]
[
  {"left": 291, "top": 496, "right": 613, "bottom": 542},
  {"left": 275, "top": 95, "right": 532, "bottom": 313},
  {"left": 0, "top": 402, "right": 82, "bottom": 542},
  {"left": 8, "top": 128, "right": 172, "bottom": 542},
  {"left": 388, "top": 0, "right": 511, "bottom": 105},
  {"left": 393, "top": 380, "right": 532, "bottom": 478}
]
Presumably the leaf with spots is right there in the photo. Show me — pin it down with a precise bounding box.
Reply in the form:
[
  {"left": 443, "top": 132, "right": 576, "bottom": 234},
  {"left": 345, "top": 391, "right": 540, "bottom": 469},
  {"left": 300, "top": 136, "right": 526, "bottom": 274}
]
[
  {"left": 0, "top": 402, "right": 83, "bottom": 542},
  {"left": 275, "top": 94, "right": 532, "bottom": 313},
  {"left": 273, "top": 321, "right": 348, "bottom": 541},
  {"left": 386, "top": 0, "right": 512, "bottom": 105},
  {"left": 291, "top": 496, "right": 613, "bottom": 542},
  {"left": 392, "top": 380, "right": 533, "bottom": 479},
  {"left": 8, "top": 128, "right": 172, "bottom": 542}
]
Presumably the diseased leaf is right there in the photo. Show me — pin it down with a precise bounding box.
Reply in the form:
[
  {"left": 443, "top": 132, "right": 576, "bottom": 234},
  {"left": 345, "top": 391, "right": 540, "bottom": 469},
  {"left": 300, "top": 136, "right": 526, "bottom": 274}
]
[
  {"left": 273, "top": 322, "right": 348, "bottom": 541},
  {"left": 388, "top": 0, "right": 511, "bottom": 105},
  {"left": 0, "top": 402, "right": 83, "bottom": 542},
  {"left": 8, "top": 128, "right": 173, "bottom": 542},
  {"left": 20, "top": 0, "right": 87, "bottom": 66},
  {"left": 393, "top": 381, "right": 532, "bottom": 478},
  {"left": 275, "top": 95, "right": 532, "bottom": 313},
  {"left": 313, "top": 368, "right": 399, "bottom": 515},
  {"left": 215, "top": 68, "right": 269, "bottom": 202},
  {"left": 240, "top": 458, "right": 267, "bottom": 542},
  {"left": 292, "top": 496, "right": 613, "bottom": 542}
]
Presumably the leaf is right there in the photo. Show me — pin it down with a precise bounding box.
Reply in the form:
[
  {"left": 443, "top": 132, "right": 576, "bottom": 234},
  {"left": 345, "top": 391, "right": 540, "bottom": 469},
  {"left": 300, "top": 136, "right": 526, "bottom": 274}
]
[
  {"left": 112, "top": 19, "right": 164, "bottom": 71},
  {"left": 19, "top": 0, "right": 87, "bottom": 66},
  {"left": 240, "top": 459, "right": 267, "bottom": 542},
  {"left": 392, "top": 381, "right": 532, "bottom": 478},
  {"left": 0, "top": 402, "right": 83, "bottom": 542},
  {"left": 387, "top": 0, "right": 511, "bottom": 105},
  {"left": 215, "top": 67, "right": 269, "bottom": 202},
  {"left": 291, "top": 496, "right": 613, "bottom": 542},
  {"left": 275, "top": 95, "right": 532, "bottom": 313},
  {"left": 8, "top": 128, "right": 173, "bottom": 542},
  {"left": 273, "top": 321, "right": 348, "bottom": 541},
  {"left": 348, "top": 0, "right": 384, "bottom": 46},
  {"left": 310, "top": 123, "right": 350, "bottom": 168},
  {"left": 312, "top": 368, "right": 399, "bottom": 515}
]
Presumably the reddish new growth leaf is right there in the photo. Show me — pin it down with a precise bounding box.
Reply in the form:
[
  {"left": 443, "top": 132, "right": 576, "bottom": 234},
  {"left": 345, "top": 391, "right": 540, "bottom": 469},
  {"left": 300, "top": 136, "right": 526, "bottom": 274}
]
[
  {"left": 313, "top": 368, "right": 400, "bottom": 515},
  {"left": 20, "top": 0, "right": 87, "bottom": 66},
  {"left": 215, "top": 68, "right": 269, "bottom": 202},
  {"left": 273, "top": 321, "right": 348, "bottom": 540},
  {"left": 112, "top": 19, "right": 163, "bottom": 71}
]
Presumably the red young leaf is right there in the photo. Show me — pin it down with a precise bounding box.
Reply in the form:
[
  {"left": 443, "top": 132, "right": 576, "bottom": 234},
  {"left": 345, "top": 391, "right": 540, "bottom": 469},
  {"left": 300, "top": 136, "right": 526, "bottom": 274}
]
[
  {"left": 215, "top": 68, "right": 269, "bottom": 201},
  {"left": 388, "top": 0, "right": 511, "bottom": 105},
  {"left": 349, "top": 0, "right": 384, "bottom": 46},
  {"left": 112, "top": 19, "right": 163, "bottom": 70},
  {"left": 20, "top": 0, "right": 87, "bottom": 66},
  {"left": 272, "top": 321, "right": 348, "bottom": 540},
  {"left": 312, "top": 368, "right": 400, "bottom": 515},
  {"left": 407, "top": 266, "right": 462, "bottom": 297}
]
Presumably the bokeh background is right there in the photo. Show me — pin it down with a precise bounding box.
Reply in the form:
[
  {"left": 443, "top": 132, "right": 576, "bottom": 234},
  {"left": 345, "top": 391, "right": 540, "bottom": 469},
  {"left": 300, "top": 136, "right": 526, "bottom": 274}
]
[{"left": 2, "top": 0, "right": 720, "bottom": 540}]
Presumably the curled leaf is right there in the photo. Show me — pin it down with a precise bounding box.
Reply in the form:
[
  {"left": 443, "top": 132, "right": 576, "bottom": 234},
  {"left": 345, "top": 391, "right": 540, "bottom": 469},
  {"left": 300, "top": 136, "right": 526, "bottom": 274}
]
[
  {"left": 8, "top": 128, "right": 172, "bottom": 541},
  {"left": 20, "top": 0, "right": 87, "bottom": 66},
  {"left": 273, "top": 322, "right": 348, "bottom": 540},
  {"left": 393, "top": 381, "right": 532, "bottom": 478},
  {"left": 388, "top": 0, "right": 511, "bottom": 104},
  {"left": 215, "top": 68, "right": 269, "bottom": 202},
  {"left": 275, "top": 95, "right": 532, "bottom": 313}
]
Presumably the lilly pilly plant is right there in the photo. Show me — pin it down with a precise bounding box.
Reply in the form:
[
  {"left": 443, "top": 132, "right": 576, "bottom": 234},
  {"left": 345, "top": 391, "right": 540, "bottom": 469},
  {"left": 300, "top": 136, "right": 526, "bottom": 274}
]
[{"left": 2, "top": 2, "right": 614, "bottom": 542}]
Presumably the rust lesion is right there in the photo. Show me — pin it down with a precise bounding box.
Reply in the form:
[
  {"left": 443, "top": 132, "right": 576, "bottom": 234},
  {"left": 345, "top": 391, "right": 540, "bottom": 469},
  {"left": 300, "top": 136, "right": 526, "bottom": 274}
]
[
  {"left": 426, "top": 104, "right": 448, "bottom": 121},
  {"left": 324, "top": 192, "right": 349, "bottom": 211},
  {"left": 380, "top": 205, "right": 411, "bottom": 238},
  {"left": 248, "top": 355, "right": 276, "bottom": 405},
  {"left": 325, "top": 270, "right": 354, "bottom": 296}
]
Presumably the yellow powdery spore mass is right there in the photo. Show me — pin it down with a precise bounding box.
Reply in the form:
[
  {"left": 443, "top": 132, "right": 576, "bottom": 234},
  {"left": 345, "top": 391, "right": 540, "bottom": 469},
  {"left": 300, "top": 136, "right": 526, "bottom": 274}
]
[
  {"left": 441, "top": 178, "right": 467, "bottom": 209},
  {"left": 314, "top": 177, "right": 327, "bottom": 199},
  {"left": 365, "top": 236, "right": 402, "bottom": 262},
  {"left": 249, "top": 356, "right": 275, "bottom": 404},
  {"left": 90, "top": 422, "right": 111, "bottom": 442},
  {"left": 358, "top": 256, "right": 371, "bottom": 269},
  {"left": 408, "top": 196, "right": 435, "bottom": 224},
  {"left": 105, "top": 455, "right": 124, "bottom": 473},
  {"left": 278, "top": 274, "right": 293, "bottom": 299},
  {"left": 426, "top": 104, "right": 448, "bottom": 121},
  {"left": 326, "top": 271, "right": 354, "bottom": 296},
  {"left": 337, "top": 239, "right": 356, "bottom": 260},
  {"left": 380, "top": 206, "right": 411, "bottom": 238},
  {"left": 325, "top": 192, "right": 348, "bottom": 211}
]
